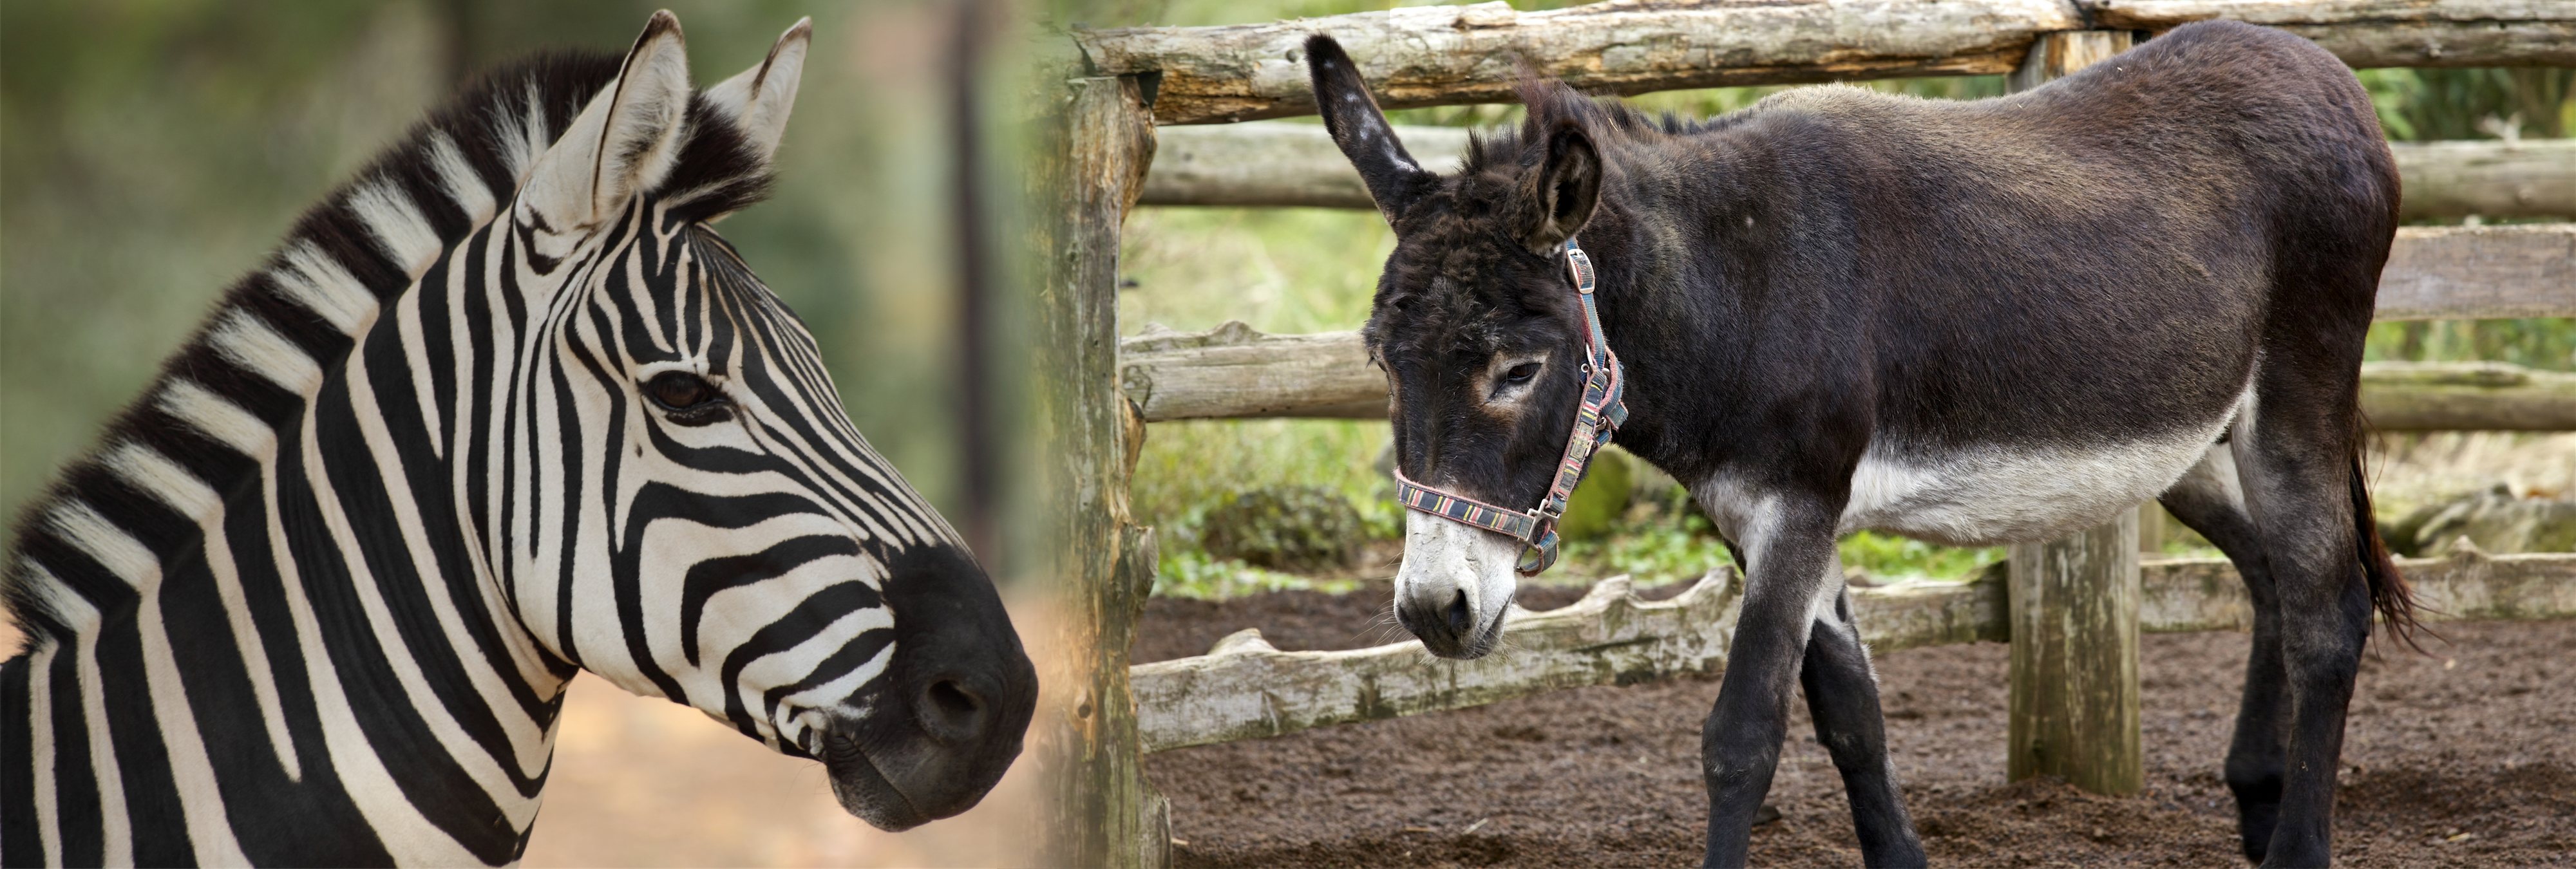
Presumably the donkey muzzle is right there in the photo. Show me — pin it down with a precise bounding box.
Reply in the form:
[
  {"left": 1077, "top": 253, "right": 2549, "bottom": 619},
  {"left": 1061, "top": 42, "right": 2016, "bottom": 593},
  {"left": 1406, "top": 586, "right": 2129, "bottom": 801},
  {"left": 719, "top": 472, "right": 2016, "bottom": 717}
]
[{"left": 1394, "top": 511, "right": 1519, "bottom": 659}]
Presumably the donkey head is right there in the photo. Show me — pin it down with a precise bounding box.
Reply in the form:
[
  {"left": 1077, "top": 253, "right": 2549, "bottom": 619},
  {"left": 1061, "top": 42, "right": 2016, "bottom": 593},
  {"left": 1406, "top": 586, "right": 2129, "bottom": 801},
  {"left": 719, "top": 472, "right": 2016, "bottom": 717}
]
[
  {"left": 500, "top": 14, "right": 1033, "bottom": 829},
  {"left": 1307, "top": 36, "right": 1605, "bottom": 659}
]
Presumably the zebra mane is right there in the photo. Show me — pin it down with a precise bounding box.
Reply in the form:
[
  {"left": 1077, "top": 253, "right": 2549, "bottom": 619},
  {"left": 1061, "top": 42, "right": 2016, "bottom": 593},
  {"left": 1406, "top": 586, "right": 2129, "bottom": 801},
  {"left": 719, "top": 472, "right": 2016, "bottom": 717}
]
[{"left": 2, "top": 49, "right": 775, "bottom": 647}]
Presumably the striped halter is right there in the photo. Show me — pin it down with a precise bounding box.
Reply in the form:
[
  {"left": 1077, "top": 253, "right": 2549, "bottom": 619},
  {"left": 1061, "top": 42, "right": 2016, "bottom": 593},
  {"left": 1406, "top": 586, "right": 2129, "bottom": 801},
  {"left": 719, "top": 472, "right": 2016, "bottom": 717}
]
[{"left": 1392, "top": 238, "right": 1628, "bottom": 576}]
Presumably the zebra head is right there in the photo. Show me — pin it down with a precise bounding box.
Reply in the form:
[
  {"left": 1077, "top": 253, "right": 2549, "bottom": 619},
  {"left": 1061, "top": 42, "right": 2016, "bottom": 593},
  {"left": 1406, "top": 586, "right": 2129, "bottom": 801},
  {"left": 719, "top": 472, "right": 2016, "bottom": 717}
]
[{"left": 490, "top": 14, "right": 1034, "bottom": 830}]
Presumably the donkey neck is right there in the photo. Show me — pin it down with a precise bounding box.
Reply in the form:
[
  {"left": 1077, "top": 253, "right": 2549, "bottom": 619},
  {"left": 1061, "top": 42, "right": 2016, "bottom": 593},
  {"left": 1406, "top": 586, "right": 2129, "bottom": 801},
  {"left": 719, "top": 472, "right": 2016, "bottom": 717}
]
[{"left": 1561, "top": 157, "right": 1750, "bottom": 481}]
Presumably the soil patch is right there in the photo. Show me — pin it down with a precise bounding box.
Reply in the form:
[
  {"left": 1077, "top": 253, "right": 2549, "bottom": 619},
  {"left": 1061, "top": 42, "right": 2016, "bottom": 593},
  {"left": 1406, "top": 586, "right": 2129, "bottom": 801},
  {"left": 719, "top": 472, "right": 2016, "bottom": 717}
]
[{"left": 1140, "top": 591, "right": 2576, "bottom": 867}]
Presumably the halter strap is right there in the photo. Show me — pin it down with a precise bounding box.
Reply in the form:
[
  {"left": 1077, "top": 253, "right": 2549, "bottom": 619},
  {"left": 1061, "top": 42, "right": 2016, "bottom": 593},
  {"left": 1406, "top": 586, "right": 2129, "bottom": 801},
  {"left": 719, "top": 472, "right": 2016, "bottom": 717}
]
[{"left": 1391, "top": 238, "right": 1627, "bottom": 576}]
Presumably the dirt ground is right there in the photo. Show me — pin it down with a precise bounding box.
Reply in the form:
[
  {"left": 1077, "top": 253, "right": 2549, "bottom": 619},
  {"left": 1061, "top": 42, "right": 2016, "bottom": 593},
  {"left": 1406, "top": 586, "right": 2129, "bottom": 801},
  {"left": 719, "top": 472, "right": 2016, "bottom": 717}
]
[{"left": 1139, "top": 586, "right": 2576, "bottom": 867}]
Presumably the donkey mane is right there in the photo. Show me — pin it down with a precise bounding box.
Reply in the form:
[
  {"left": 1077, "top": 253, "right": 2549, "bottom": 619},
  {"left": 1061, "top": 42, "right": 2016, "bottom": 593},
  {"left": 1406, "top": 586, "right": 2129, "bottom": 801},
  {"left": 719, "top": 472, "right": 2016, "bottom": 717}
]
[
  {"left": 1461, "top": 79, "right": 1727, "bottom": 178},
  {"left": 3, "top": 49, "right": 772, "bottom": 645}
]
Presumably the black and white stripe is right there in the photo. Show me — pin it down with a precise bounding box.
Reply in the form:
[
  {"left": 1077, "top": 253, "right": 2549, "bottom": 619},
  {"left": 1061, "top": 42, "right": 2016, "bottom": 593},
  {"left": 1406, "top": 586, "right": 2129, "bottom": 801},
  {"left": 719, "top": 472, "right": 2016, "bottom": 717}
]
[{"left": 3, "top": 14, "right": 1032, "bottom": 865}]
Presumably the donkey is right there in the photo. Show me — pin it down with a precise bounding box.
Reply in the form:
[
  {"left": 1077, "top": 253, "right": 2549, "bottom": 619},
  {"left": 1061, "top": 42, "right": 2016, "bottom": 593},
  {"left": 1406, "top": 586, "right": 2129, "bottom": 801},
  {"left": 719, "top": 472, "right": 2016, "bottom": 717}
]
[{"left": 1307, "top": 20, "right": 2414, "bottom": 867}]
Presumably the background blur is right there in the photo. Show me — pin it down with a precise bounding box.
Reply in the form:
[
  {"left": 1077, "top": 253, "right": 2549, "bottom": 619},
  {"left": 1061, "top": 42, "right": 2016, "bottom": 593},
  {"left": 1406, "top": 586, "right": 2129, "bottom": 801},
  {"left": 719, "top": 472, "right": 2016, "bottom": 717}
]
[{"left": 3, "top": 0, "right": 1043, "bottom": 864}]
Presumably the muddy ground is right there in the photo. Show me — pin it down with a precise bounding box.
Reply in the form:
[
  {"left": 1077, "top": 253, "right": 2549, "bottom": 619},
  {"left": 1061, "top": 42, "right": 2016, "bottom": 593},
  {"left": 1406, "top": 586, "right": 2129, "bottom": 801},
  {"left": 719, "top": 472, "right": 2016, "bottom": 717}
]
[{"left": 1139, "top": 584, "right": 2575, "bottom": 866}]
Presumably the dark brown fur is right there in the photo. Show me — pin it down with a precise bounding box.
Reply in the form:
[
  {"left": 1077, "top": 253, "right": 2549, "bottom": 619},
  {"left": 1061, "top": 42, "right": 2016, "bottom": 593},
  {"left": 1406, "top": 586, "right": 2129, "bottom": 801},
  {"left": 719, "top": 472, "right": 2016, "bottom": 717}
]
[{"left": 1310, "top": 20, "right": 2414, "bottom": 867}]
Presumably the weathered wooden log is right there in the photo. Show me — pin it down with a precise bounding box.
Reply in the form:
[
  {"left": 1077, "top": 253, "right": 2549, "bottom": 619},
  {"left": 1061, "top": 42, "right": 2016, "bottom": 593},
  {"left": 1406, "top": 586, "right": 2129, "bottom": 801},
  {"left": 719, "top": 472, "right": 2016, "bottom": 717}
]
[
  {"left": 2362, "top": 362, "right": 2576, "bottom": 431},
  {"left": 1072, "top": 0, "right": 2576, "bottom": 125},
  {"left": 1141, "top": 124, "right": 2576, "bottom": 222},
  {"left": 1132, "top": 549, "right": 2576, "bottom": 753},
  {"left": 1077, "top": 1, "right": 2075, "bottom": 125},
  {"left": 2375, "top": 223, "right": 2576, "bottom": 321},
  {"left": 1121, "top": 326, "right": 2576, "bottom": 430},
  {"left": 1140, "top": 124, "right": 1470, "bottom": 209},
  {"left": 1034, "top": 75, "right": 1170, "bottom": 867},
  {"left": 2392, "top": 140, "right": 2576, "bottom": 221},
  {"left": 2008, "top": 511, "right": 2143, "bottom": 796},
  {"left": 1132, "top": 570, "right": 1745, "bottom": 754},
  {"left": 1119, "top": 323, "right": 1372, "bottom": 421},
  {"left": 1119, "top": 321, "right": 1388, "bottom": 418},
  {"left": 1117, "top": 223, "right": 2571, "bottom": 422},
  {"left": 2086, "top": 1, "right": 2576, "bottom": 67}
]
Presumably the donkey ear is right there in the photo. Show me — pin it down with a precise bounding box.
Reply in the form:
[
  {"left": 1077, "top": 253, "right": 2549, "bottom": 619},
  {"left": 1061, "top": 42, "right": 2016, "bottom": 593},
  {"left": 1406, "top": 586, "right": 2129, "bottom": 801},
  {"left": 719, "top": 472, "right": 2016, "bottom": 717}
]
[
  {"left": 1520, "top": 121, "right": 1600, "bottom": 254},
  {"left": 1306, "top": 35, "right": 1435, "bottom": 226},
  {"left": 518, "top": 10, "right": 692, "bottom": 232},
  {"left": 703, "top": 17, "right": 811, "bottom": 165}
]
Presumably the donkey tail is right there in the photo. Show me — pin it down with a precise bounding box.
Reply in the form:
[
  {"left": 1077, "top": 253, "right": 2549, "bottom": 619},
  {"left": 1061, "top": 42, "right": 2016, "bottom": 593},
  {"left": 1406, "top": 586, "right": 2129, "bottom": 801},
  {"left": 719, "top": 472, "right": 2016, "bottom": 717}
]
[{"left": 2349, "top": 447, "right": 2422, "bottom": 650}]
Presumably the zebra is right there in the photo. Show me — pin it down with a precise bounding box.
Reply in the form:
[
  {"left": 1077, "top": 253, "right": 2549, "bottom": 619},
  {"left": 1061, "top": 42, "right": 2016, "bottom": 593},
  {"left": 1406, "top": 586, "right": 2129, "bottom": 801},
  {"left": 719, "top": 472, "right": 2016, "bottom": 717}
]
[{"left": 0, "top": 12, "right": 1036, "bottom": 865}]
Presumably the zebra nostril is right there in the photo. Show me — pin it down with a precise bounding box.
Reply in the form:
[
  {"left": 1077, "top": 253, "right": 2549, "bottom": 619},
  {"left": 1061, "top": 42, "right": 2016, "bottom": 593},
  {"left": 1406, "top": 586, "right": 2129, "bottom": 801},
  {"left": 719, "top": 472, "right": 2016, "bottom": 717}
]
[
  {"left": 1444, "top": 589, "right": 1472, "bottom": 634},
  {"left": 916, "top": 677, "right": 990, "bottom": 743}
]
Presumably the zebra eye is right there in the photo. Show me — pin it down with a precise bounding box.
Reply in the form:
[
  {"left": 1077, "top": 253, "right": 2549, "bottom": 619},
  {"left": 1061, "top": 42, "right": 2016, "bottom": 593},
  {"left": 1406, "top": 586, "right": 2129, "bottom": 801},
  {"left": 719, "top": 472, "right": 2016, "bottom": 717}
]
[
  {"left": 643, "top": 371, "right": 723, "bottom": 411},
  {"left": 1502, "top": 362, "right": 1540, "bottom": 385}
]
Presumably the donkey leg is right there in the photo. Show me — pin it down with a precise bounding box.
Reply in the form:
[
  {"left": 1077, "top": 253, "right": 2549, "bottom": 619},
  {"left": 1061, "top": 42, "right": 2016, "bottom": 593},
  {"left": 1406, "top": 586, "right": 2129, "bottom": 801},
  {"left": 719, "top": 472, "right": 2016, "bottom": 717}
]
[
  {"left": 1800, "top": 583, "right": 1926, "bottom": 866},
  {"left": 1699, "top": 501, "right": 1841, "bottom": 868},
  {"left": 2231, "top": 408, "right": 2373, "bottom": 867},
  {"left": 2159, "top": 445, "right": 2290, "bottom": 863}
]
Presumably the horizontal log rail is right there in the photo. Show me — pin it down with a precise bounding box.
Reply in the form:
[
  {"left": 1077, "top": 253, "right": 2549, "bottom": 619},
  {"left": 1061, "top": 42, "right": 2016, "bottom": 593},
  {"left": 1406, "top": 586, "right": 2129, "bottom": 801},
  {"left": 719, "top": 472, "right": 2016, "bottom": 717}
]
[
  {"left": 1118, "top": 224, "right": 2576, "bottom": 424},
  {"left": 2391, "top": 140, "right": 2576, "bottom": 221},
  {"left": 2360, "top": 361, "right": 2576, "bottom": 430},
  {"left": 1125, "top": 332, "right": 2576, "bottom": 428},
  {"left": 2375, "top": 223, "right": 2576, "bottom": 319},
  {"left": 1072, "top": 0, "right": 2576, "bottom": 125},
  {"left": 1132, "top": 548, "right": 2576, "bottom": 753},
  {"left": 1141, "top": 124, "right": 2576, "bottom": 221}
]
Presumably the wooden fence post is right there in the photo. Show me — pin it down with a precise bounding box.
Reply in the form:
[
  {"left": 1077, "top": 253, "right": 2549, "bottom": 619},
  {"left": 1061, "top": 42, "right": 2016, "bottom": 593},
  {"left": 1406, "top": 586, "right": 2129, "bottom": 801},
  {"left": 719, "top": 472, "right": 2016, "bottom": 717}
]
[
  {"left": 2008, "top": 516, "right": 2144, "bottom": 794},
  {"left": 2139, "top": 501, "right": 2168, "bottom": 558},
  {"left": 2003, "top": 29, "right": 2145, "bottom": 798},
  {"left": 1035, "top": 73, "right": 1168, "bottom": 866}
]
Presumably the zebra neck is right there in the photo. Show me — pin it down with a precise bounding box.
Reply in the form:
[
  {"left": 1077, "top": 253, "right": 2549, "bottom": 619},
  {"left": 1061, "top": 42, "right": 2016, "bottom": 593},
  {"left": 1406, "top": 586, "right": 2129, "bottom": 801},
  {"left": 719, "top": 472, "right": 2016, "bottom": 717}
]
[
  {"left": 0, "top": 223, "right": 581, "bottom": 869},
  {"left": 0, "top": 53, "right": 643, "bottom": 866}
]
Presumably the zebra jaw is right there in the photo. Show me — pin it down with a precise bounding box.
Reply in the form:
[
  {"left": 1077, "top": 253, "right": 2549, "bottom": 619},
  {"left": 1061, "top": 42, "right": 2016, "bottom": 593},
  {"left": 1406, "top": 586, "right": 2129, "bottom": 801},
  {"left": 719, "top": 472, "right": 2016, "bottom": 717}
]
[{"left": 784, "top": 711, "right": 936, "bottom": 832}]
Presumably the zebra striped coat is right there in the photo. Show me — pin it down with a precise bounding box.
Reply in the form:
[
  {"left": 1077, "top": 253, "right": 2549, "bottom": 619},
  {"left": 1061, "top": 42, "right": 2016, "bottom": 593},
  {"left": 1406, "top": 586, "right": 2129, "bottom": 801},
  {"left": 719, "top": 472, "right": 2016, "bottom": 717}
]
[{"left": 1, "top": 14, "right": 1035, "bottom": 866}]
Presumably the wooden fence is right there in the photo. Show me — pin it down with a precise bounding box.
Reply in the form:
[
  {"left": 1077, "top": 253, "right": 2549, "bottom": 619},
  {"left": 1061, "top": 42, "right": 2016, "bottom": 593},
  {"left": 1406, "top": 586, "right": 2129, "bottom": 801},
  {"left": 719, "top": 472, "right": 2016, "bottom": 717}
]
[{"left": 1034, "top": 1, "right": 2576, "bottom": 863}]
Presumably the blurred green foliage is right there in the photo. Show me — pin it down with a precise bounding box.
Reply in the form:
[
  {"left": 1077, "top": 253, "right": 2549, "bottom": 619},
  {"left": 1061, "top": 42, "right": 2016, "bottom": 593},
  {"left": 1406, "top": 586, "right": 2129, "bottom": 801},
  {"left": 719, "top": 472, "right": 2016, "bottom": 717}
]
[
  {"left": 2357, "top": 68, "right": 2573, "bottom": 141},
  {"left": 1097, "top": 1, "right": 2575, "bottom": 596},
  {"left": 2, "top": 1, "right": 1030, "bottom": 551}
]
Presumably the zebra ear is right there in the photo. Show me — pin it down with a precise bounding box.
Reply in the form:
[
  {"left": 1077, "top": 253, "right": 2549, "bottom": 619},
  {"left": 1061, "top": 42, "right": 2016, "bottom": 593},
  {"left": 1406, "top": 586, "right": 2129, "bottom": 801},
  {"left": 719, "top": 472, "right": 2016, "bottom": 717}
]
[
  {"left": 704, "top": 17, "right": 811, "bottom": 165},
  {"left": 518, "top": 10, "right": 692, "bottom": 232}
]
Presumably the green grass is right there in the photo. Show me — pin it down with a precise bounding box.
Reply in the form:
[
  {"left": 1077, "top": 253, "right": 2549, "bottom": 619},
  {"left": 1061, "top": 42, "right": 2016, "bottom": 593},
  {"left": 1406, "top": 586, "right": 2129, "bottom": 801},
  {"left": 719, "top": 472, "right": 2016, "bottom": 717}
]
[{"left": 1154, "top": 548, "right": 1364, "bottom": 599}]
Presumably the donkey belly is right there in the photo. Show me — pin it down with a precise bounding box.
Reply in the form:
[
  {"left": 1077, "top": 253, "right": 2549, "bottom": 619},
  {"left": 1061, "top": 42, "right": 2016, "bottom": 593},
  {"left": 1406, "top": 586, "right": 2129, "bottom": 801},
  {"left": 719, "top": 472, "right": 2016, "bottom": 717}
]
[{"left": 1839, "top": 389, "right": 2246, "bottom": 545}]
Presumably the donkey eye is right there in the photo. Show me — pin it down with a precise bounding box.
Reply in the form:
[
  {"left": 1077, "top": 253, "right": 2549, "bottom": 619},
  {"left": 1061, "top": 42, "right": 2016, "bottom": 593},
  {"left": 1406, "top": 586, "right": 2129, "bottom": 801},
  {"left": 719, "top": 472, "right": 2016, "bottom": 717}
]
[
  {"left": 1502, "top": 362, "right": 1541, "bottom": 385},
  {"left": 643, "top": 371, "right": 723, "bottom": 411}
]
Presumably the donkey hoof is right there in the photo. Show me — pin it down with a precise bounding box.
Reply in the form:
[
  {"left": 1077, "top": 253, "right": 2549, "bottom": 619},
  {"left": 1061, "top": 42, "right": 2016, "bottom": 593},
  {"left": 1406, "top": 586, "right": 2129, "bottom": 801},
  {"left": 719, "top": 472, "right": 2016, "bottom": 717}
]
[{"left": 2234, "top": 801, "right": 2278, "bottom": 864}]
